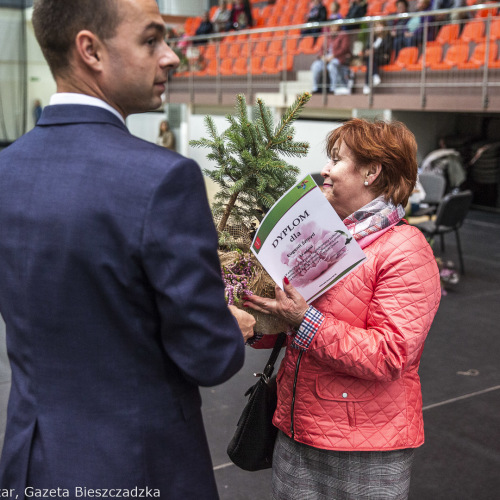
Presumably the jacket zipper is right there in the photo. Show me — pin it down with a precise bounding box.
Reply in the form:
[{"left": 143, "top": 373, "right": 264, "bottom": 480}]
[{"left": 290, "top": 350, "right": 304, "bottom": 439}]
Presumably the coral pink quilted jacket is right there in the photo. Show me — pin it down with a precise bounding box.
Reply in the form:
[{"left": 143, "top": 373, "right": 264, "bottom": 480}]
[{"left": 256, "top": 223, "right": 441, "bottom": 451}]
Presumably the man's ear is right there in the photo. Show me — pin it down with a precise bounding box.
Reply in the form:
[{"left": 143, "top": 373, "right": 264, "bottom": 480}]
[{"left": 74, "top": 30, "right": 103, "bottom": 71}]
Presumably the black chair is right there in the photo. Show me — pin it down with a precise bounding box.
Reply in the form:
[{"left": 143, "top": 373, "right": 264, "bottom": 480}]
[
  {"left": 415, "top": 190, "right": 473, "bottom": 275},
  {"left": 412, "top": 172, "right": 447, "bottom": 217}
]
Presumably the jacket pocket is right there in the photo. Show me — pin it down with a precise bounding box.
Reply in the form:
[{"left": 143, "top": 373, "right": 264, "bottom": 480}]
[{"left": 315, "top": 375, "right": 380, "bottom": 428}]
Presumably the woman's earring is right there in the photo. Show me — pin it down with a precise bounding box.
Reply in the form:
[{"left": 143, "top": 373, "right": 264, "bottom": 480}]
[{"left": 364, "top": 180, "right": 369, "bottom": 186}]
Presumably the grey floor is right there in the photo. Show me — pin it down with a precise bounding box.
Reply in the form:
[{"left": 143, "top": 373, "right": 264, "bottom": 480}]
[{"left": 202, "top": 208, "right": 500, "bottom": 500}]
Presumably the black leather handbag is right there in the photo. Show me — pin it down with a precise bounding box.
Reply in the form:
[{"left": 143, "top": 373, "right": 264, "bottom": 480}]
[{"left": 227, "top": 332, "right": 287, "bottom": 471}]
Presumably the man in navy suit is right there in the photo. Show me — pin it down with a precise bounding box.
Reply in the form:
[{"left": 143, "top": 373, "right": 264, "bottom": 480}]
[{"left": 0, "top": 0, "right": 254, "bottom": 497}]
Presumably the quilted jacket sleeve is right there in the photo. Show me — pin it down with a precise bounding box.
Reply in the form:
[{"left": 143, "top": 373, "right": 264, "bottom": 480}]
[{"left": 307, "top": 226, "right": 441, "bottom": 382}]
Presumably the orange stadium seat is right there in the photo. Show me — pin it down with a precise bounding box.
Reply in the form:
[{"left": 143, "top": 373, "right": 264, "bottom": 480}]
[
  {"left": 281, "top": 54, "right": 294, "bottom": 72},
  {"left": 383, "top": 0, "right": 398, "bottom": 15},
  {"left": 475, "top": 4, "right": 498, "bottom": 18},
  {"left": 184, "top": 16, "right": 201, "bottom": 36},
  {"left": 233, "top": 41, "right": 250, "bottom": 59},
  {"left": 284, "top": 36, "right": 300, "bottom": 55},
  {"left": 428, "top": 23, "right": 460, "bottom": 46},
  {"left": 457, "top": 42, "right": 498, "bottom": 69},
  {"left": 220, "top": 58, "right": 235, "bottom": 76},
  {"left": 195, "top": 58, "right": 218, "bottom": 77},
  {"left": 260, "top": 5, "right": 273, "bottom": 19},
  {"left": 488, "top": 19, "right": 500, "bottom": 40},
  {"left": 253, "top": 40, "right": 270, "bottom": 57},
  {"left": 297, "top": 36, "right": 315, "bottom": 54},
  {"left": 460, "top": 20, "right": 485, "bottom": 43},
  {"left": 297, "top": 35, "right": 322, "bottom": 55},
  {"left": 429, "top": 42, "right": 470, "bottom": 70},
  {"left": 407, "top": 45, "right": 444, "bottom": 70},
  {"left": 261, "top": 54, "right": 294, "bottom": 74},
  {"left": 279, "top": 11, "right": 294, "bottom": 25},
  {"left": 367, "top": 0, "right": 384, "bottom": 16},
  {"left": 266, "top": 14, "right": 281, "bottom": 27},
  {"left": 233, "top": 56, "right": 263, "bottom": 75},
  {"left": 382, "top": 46, "right": 419, "bottom": 71},
  {"left": 203, "top": 44, "right": 216, "bottom": 60},
  {"left": 262, "top": 55, "right": 279, "bottom": 73},
  {"left": 209, "top": 6, "right": 218, "bottom": 18},
  {"left": 251, "top": 55, "right": 264, "bottom": 74},
  {"left": 268, "top": 39, "right": 284, "bottom": 56},
  {"left": 233, "top": 56, "right": 249, "bottom": 75}
]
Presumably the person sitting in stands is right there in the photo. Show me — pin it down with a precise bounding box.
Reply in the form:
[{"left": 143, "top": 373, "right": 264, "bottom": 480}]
[
  {"left": 393, "top": 0, "right": 435, "bottom": 57},
  {"left": 329, "top": 1, "right": 343, "bottom": 20},
  {"left": 212, "top": 1, "right": 231, "bottom": 33},
  {"left": 311, "top": 23, "right": 352, "bottom": 94},
  {"left": 390, "top": 0, "right": 410, "bottom": 57},
  {"left": 362, "top": 20, "right": 392, "bottom": 94},
  {"left": 301, "top": 0, "right": 328, "bottom": 36},
  {"left": 432, "top": 0, "right": 469, "bottom": 24},
  {"left": 194, "top": 11, "right": 214, "bottom": 45},
  {"left": 344, "top": 0, "right": 367, "bottom": 30},
  {"left": 225, "top": 0, "right": 254, "bottom": 31}
]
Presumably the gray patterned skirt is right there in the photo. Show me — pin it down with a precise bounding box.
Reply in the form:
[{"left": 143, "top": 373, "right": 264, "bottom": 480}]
[{"left": 272, "top": 431, "right": 415, "bottom": 500}]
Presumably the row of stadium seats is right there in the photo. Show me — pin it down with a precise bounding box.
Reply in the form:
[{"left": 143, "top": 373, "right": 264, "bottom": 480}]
[
  {"left": 373, "top": 41, "right": 500, "bottom": 71},
  {"left": 184, "top": 0, "right": 497, "bottom": 35},
  {"left": 182, "top": 40, "right": 500, "bottom": 78},
  {"left": 190, "top": 54, "right": 294, "bottom": 77},
  {"left": 185, "top": 18, "right": 500, "bottom": 60},
  {"left": 176, "top": 2, "right": 500, "bottom": 79}
]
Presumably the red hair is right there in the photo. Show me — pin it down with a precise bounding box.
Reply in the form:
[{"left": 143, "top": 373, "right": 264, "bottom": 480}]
[{"left": 325, "top": 119, "right": 418, "bottom": 207}]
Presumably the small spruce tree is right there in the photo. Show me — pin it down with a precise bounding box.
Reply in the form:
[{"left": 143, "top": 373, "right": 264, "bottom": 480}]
[{"left": 190, "top": 92, "right": 311, "bottom": 241}]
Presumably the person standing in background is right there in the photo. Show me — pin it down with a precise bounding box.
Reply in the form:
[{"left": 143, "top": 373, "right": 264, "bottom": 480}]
[
  {"left": 32, "top": 99, "right": 43, "bottom": 124},
  {"left": 156, "top": 119, "right": 176, "bottom": 151}
]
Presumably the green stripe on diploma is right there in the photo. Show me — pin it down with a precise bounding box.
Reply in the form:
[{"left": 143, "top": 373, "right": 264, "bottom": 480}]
[{"left": 253, "top": 175, "right": 317, "bottom": 254}]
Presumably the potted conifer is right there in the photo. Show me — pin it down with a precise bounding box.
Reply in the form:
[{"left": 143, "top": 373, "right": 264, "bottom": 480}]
[{"left": 190, "top": 92, "right": 311, "bottom": 332}]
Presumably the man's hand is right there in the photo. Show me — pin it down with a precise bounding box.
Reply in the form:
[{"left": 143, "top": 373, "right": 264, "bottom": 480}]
[{"left": 228, "top": 305, "right": 256, "bottom": 343}]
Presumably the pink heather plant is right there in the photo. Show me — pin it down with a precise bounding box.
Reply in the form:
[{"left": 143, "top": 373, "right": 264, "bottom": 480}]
[{"left": 221, "top": 251, "right": 255, "bottom": 305}]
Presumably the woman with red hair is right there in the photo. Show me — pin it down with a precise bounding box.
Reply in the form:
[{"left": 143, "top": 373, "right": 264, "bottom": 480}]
[{"left": 245, "top": 118, "right": 441, "bottom": 499}]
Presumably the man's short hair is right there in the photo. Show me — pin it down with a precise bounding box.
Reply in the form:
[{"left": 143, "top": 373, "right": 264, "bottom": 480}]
[{"left": 32, "top": 0, "right": 121, "bottom": 77}]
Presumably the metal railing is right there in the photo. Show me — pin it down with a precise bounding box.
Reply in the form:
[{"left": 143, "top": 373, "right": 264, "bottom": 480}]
[{"left": 165, "top": 4, "right": 500, "bottom": 110}]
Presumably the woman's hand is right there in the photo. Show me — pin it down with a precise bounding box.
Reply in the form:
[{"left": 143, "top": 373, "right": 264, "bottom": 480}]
[
  {"left": 228, "top": 305, "right": 256, "bottom": 343},
  {"left": 243, "top": 278, "right": 309, "bottom": 329}
]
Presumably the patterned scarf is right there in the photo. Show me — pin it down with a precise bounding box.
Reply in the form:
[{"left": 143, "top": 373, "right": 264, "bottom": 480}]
[{"left": 343, "top": 196, "right": 405, "bottom": 242}]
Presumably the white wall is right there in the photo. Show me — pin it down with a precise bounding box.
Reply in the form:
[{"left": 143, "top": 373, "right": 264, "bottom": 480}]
[
  {"left": 158, "top": 0, "right": 208, "bottom": 16},
  {"left": 23, "top": 7, "right": 57, "bottom": 130},
  {"left": 127, "top": 108, "right": 343, "bottom": 201},
  {"left": 187, "top": 113, "right": 340, "bottom": 176}
]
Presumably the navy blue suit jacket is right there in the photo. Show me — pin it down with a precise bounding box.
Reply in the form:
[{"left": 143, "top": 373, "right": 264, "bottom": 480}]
[{"left": 0, "top": 105, "right": 244, "bottom": 497}]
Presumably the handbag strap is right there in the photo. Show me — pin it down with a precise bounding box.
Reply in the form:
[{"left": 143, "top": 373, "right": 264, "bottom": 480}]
[{"left": 261, "top": 332, "right": 287, "bottom": 381}]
